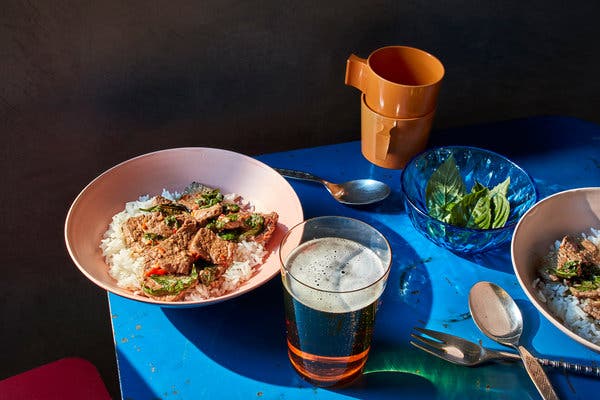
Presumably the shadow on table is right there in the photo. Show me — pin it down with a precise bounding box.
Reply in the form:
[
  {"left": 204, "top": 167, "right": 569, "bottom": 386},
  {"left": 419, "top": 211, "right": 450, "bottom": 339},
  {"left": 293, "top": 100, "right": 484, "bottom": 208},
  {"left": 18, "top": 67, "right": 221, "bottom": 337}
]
[
  {"left": 114, "top": 347, "right": 161, "bottom": 399},
  {"left": 340, "top": 343, "right": 536, "bottom": 400},
  {"left": 163, "top": 218, "right": 436, "bottom": 391},
  {"left": 163, "top": 279, "right": 295, "bottom": 385},
  {"left": 516, "top": 299, "right": 542, "bottom": 347},
  {"left": 337, "top": 369, "right": 438, "bottom": 399},
  {"left": 458, "top": 243, "right": 514, "bottom": 274},
  {"left": 158, "top": 213, "right": 590, "bottom": 399}
]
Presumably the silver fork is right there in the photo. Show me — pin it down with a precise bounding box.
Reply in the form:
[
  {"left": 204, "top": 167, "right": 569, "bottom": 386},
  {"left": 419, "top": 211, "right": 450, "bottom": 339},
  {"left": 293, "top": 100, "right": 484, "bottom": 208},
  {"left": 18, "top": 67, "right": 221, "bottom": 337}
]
[{"left": 410, "top": 327, "right": 600, "bottom": 377}]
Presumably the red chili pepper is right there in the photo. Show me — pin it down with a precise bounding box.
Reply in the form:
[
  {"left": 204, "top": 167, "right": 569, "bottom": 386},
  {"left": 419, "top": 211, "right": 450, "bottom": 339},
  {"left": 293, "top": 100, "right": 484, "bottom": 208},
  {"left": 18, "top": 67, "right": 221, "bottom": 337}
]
[{"left": 146, "top": 267, "right": 169, "bottom": 277}]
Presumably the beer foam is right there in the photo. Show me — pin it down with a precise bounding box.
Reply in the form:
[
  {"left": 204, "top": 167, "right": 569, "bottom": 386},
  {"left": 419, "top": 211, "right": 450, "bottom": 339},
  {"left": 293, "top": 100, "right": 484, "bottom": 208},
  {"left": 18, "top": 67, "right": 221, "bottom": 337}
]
[{"left": 284, "top": 237, "right": 387, "bottom": 312}]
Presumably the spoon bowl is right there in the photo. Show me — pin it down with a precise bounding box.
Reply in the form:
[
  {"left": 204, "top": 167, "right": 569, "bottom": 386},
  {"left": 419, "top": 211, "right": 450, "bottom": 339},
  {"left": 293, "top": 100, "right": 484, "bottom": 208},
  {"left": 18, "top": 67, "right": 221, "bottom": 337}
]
[
  {"left": 274, "top": 168, "right": 390, "bottom": 206},
  {"left": 468, "top": 281, "right": 524, "bottom": 345},
  {"left": 469, "top": 281, "right": 559, "bottom": 400}
]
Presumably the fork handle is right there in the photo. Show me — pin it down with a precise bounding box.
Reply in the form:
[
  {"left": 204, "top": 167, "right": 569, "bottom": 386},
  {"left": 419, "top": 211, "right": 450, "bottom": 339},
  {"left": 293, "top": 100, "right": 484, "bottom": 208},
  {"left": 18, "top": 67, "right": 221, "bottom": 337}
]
[
  {"left": 492, "top": 349, "right": 600, "bottom": 377},
  {"left": 537, "top": 357, "right": 600, "bottom": 377}
]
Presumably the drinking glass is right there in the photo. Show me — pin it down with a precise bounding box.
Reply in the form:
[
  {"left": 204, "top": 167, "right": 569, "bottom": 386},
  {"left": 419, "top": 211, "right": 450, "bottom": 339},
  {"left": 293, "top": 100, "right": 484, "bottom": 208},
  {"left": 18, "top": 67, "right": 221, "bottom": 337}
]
[{"left": 279, "top": 216, "right": 392, "bottom": 386}]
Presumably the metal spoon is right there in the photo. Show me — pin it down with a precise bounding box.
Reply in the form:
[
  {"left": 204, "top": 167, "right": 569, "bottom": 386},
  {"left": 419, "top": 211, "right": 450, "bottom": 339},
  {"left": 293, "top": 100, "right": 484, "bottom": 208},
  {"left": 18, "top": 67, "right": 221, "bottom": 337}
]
[
  {"left": 469, "top": 282, "right": 560, "bottom": 400},
  {"left": 274, "top": 167, "right": 390, "bottom": 205}
]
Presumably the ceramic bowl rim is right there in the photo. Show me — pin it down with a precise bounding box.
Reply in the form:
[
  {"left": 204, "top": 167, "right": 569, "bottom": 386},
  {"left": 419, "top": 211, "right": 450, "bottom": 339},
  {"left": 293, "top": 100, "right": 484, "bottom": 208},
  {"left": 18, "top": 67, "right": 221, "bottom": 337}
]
[
  {"left": 511, "top": 186, "right": 600, "bottom": 353},
  {"left": 64, "top": 147, "right": 304, "bottom": 308}
]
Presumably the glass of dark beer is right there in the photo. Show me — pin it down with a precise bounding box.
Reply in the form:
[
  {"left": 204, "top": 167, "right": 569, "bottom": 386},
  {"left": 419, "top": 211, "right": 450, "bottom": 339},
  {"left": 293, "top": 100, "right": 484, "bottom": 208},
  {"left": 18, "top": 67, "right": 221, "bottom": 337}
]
[{"left": 279, "top": 216, "right": 392, "bottom": 387}]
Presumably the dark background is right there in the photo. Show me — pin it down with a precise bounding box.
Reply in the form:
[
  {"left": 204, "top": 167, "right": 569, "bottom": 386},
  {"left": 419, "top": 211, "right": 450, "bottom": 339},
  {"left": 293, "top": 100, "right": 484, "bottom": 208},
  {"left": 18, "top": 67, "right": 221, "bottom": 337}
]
[{"left": 2, "top": 1, "right": 599, "bottom": 398}]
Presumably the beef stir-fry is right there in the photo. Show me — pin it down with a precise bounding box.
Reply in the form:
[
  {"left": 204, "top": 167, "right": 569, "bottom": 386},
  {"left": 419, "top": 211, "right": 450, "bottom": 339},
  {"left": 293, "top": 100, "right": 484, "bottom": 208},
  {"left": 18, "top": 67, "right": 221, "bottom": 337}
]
[
  {"left": 122, "top": 184, "right": 278, "bottom": 301},
  {"left": 547, "top": 234, "right": 600, "bottom": 319}
]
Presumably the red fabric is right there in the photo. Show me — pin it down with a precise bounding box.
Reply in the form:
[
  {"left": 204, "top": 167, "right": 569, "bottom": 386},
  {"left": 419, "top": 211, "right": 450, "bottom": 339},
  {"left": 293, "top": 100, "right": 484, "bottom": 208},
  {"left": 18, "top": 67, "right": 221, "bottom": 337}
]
[{"left": 0, "top": 358, "right": 111, "bottom": 400}]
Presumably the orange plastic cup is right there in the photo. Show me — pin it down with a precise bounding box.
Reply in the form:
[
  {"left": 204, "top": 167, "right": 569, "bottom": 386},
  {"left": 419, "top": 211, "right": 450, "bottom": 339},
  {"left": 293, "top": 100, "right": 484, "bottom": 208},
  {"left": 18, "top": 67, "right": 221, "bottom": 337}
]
[
  {"left": 346, "top": 46, "right": 444, "bottom": 119},
  {"left": 361, "top": 94, "right": 435, "bottom": 169}
]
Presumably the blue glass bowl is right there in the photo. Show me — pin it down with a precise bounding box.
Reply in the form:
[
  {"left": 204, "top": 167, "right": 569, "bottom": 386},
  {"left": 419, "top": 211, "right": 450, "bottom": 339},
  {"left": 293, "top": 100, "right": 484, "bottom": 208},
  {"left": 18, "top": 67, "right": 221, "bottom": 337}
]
[{"left": 401, "top": 146, "right": 537, "bottom": 254}]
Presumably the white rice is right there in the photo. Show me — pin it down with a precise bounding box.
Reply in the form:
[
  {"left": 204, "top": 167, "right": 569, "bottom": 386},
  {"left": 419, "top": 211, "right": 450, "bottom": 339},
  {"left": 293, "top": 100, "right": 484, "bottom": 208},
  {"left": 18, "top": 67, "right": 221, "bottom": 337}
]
[
  {"left": 99, "top": 191, "right": 267, "bottom": 300},
  {"left": 533, "top": 228, "right": 600, "bottom": 345}
]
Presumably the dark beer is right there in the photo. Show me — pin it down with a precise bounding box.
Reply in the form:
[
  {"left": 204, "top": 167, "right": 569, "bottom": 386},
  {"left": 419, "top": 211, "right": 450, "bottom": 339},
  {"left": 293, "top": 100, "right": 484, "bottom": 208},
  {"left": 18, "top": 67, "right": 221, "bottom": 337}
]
[{"left": 281, "top": 237, "right": 387, "bottom": 386}]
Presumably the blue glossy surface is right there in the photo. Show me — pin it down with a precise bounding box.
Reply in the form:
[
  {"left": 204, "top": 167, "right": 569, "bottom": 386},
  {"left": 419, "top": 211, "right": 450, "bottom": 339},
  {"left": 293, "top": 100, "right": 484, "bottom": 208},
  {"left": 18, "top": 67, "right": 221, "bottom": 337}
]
[
  {"left": 109, "top": 116, "right": 600, "bottom": 399},
  {"left": 401, "top": 145, "right": 537, "bottom": 253}
]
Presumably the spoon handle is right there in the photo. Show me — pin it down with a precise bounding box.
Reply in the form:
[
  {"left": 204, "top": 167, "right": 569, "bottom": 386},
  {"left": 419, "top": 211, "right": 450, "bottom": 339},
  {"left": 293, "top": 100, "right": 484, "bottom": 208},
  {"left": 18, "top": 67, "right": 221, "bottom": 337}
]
[
  {"left": 517, "top": 345, "right": 560, "bottom": 400},
  {"left": 273, "top": 168, "right": 325, "bottom": 184}
]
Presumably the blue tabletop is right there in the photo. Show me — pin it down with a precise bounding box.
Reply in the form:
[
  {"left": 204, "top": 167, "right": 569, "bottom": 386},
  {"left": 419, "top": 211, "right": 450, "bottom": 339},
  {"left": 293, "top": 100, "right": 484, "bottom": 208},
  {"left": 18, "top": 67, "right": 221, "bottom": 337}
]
[{"left": 109, "top": 116, "right": 600, "bottom": 399}]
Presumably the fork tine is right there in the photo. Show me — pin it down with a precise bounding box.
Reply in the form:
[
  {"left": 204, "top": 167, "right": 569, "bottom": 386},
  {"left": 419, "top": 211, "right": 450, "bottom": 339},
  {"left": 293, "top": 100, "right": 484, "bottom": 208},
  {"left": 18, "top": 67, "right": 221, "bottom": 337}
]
[
  {"left": 410, "top": 339, "right": 449, "bottom": 361},
  {"left": 414, "top": 327, "right": 459, "bottom": 344},
  {"left": 410, "top": 332, "right": 447, "bottom": 350},
  {"left": 410, "top": 330, "right": 468, "bottom": 365}
]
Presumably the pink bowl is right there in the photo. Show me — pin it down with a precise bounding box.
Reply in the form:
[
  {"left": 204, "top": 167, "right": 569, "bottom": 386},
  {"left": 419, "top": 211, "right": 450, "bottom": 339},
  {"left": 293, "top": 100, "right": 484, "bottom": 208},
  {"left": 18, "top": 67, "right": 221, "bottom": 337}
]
[
  {"left": 512, "top": 187, "right": 600, "bottom": 352},
  {"left": 64, "top": 147, "right": 304, "bottom": 307}
]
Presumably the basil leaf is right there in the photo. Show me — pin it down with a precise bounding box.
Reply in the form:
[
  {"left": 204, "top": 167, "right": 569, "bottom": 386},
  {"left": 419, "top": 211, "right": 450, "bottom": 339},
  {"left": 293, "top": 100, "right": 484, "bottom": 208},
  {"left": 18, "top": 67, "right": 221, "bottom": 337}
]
[
  {"left": 574, "top": 279, "right": 600, "bottom": 291},
  {"left": 142, "top": 266, "right": 198, "bottom": 296},
  {"left": 448, "top": 196, "right": 468, "bottom": 227},
  {"left": 426, "top": 156, "right": 466, "bottom": 220},
  {"left": 472, "top": 181, "right": 487, "bottom": 193},
  {"left": 491, "top": 177, "right": 510, "bottom": 197},
  {"left": 142, "top": 232, "right": 164, "bottom": 242},
  {"left": 199, "top": 266, "right": 219, "bottom": 286},
  {"left": 450, "top": 187, "right": 491, "bottom": 229},
  {"left": 438, "top": 205, "right": 455, "bottom": 224},
  {"left": 470, "top": 193, "right": 492, "bottom": 229},
  {"left": 239, "top": 214, "right": 265, "bottom": 241},
  {"left": 218, "top": 231, "right": 240, "bottom": 241},
  {"left": 425, "top": 155, "right": 511, "bottom": 230},
  {"left": 490, "top": 193, "right": 510, "bottom": 228},
  {"left": 195, "top": 189, "right": 224, "bottom": 208},
  {"left": 139, "top": 203, "right": 190, "bottom": 215}
]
